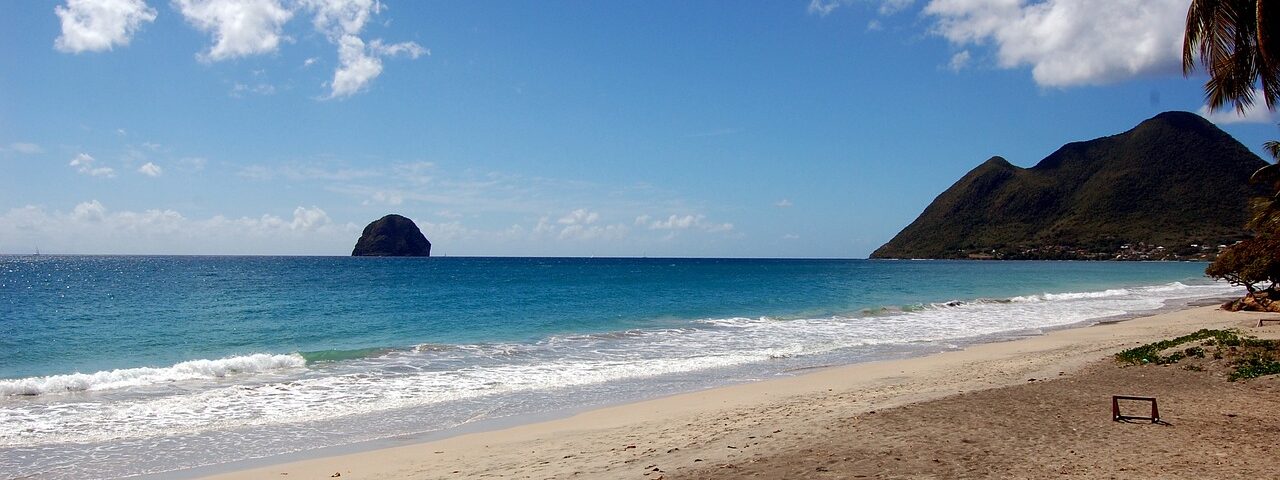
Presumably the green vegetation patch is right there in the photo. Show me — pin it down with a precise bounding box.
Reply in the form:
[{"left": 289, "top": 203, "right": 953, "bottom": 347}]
[{"left": 1115, "top": 329, "right": 1280, "bottom": 381}]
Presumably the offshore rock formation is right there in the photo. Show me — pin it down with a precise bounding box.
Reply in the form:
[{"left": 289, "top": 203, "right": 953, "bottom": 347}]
[
  {"left": 872, "top": 111, "right": 1267, "bottom": 259},
  {"left": 351, "top": 214, "right": 432, "bottom": 257}
]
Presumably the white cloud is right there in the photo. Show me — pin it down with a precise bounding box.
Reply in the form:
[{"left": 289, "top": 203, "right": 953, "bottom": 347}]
[
  {"left": 288, "top": 205, "right": 330, "bottom": 231},
  {"left": 302, "top": 0, "right": 426, "bottom": 98},
  {"left": 878, "top": 0, "right": 914, "bottom": 15},
  {"left": 948, "top": 49, "right": 971, "bottom": 71},
  {"left": 9, "top": 143, "right": 44, "bottom": 154},
  {"left": 137, "top": 162, "right": 163, "bottom": 177},
  {"left": 526, "top": 212, "right": 627, "bottom": 242},
  {"left": 641, "top": 214, "right": 734, "bottom": 233},
  {"left": 230, "top": 82, "right": 277, "bottom": 97},
  {"left": 72, "top": 200, "right": 107, "bottom": 221},
  {"left": 558, "top": 208, "right": 600, "bottom": 225},
  {"left": 808, "top": 0, "right": 842, "bottom": 16},
  {"left": 775, "top": 199, "right": 793, "bottom": 208},
  {"left": 173, "top": 0, "right": 294, "bottom": 62},
  {"left": 326, "top": 36, "right": 426, "bottom": 98},
  {"left": 69, "top": 153, "right": 116, "bottom": 177},
  {"left": 371, "top": 39, "right": 427, "bottom": 58},
  {"left": 783, "top": 233, "right": 800, "bottom": 240},
  {"left": 923, "top": 0, "right": 1188, "bottom": 87},
  {"left": 54, "top": 0, "right": 157, "bottom": 53},
  {"left": 303, "top": 56, "right": 319, "bottom": 67},
  {"left": 330, "top": 35, "right": 383, "bottom": 97},
  {"left": 809, "top": 0, "right": 914, "bottom": 17},
  {"left": 1199, "top": 91, "right": 1278, "bottom": 124},
  {"left": 0, "top": 201, "right": 353, "bottom": 254},
  {"left": 557, "top": 223, "right": 628, "bottom": 241}
]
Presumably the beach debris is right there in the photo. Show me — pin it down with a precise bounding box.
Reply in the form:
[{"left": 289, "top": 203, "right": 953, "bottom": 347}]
[
  {"left": 330, "top": 473, "right": 340, "bottom": 478},
  {"left": 1112, "top": 395, "right": 1160, "bottom": 423}
]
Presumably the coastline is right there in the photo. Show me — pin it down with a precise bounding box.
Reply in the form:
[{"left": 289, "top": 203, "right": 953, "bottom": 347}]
[{"left": 195, "top": 303, "right": 1270, "bottom": 479}]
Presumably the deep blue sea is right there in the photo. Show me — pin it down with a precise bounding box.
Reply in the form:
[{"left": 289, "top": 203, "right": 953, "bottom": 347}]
[{"left": 0, "top": 256, "right": 1239, "bottom": 478}]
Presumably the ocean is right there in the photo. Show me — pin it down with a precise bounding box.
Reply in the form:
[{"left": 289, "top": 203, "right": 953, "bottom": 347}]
[{"left": 0, "top": 256, "right": 1238, "bottom": 478}]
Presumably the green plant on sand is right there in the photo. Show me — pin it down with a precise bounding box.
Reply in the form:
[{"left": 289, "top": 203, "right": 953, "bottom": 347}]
[{"left": 1116, "top": 329, "right": 1280, "bottom": 381}]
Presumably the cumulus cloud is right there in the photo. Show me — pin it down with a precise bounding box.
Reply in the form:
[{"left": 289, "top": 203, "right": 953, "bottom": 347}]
[
  {"left": 327, "top": 35, "right": 425, "bottom": 98},
  {"left": 774, "top": 199, "right": 793, "bottom": 208},
  {"left": 173, "top": 0, "right": 294, "bottom": 61},
  {"left": 54, "top": 0, "right": 158, "bottom": 53},
  {"left": 8, "top": 143, "right": 44, "bottom": 154},
  {"left": 553, "top": 209, "right": 622, "bottom": 240},
  {"left": 1199, "top": 90, "right": 1278, "bottom": 125},
  {"left": 923, "top": 0, "right": 1188, "bottom": 87},
  {"left": 72, "top": 200, "right": 107, "bottom": 221},
  {"left": 558, "top": 208, "right": 600, "bottom": 225},
  {"left": 302, "top": 0, "right": 427, "bottom": 98},
  {"left": 524, "top": 210, "right": 628, "bottom": 241},
  {"left": 69, "top": 153, "right": 116, "bottom": 177},
  {"left": 137, "top": 162, "right": 163, "bottom": 177},
  {"left": 0, "top": 201, "right": 351, "bottom": 254},
  {"left": 287, "top": 205, "right": 331, "bottom": 231},
  {"left": 52, "top": 0, "right": 424, "bottom": 98}
]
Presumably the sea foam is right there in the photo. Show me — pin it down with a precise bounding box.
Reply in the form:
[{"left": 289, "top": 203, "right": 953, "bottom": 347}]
[{"left": 0, "top": 353, "right": 305, "bottom": 396}]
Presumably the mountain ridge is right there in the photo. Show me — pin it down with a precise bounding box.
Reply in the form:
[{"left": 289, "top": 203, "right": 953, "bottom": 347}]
[{"left": 871, "top": 111, "right": 1267, "bottom": 260}]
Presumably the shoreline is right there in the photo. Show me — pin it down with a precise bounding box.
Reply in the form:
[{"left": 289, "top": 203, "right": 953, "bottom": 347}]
[{"left": 194, "top": 302, "right": 1265, "bottom": 480}]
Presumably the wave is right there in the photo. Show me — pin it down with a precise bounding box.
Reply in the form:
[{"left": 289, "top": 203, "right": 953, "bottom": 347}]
[
  {"left": 1010, "top": 282, "right": 1192, "bottom": 303},
  {"left": 0, "top": 353, "right": 305, "bottom": 396},
  {"left": 299, "top": 347, "right": 398, "bottom": 364},
  {"left": 0, "top": 281, "right": 1230, "bottom": 400}
]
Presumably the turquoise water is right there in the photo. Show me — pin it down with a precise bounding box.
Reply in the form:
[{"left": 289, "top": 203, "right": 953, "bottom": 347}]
[{"left": 0, "top": 256, "right": 1238, "bottom": 478}]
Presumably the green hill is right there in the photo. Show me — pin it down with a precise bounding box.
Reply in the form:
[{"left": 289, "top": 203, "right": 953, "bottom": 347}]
[{"left": 871, "top": 111, "right": 1268, "bottom": 260}]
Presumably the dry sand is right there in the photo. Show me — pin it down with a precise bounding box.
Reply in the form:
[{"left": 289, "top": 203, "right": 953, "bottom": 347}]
[{"left": 201, "top": 305, "right": 1280, "bottom": 479}]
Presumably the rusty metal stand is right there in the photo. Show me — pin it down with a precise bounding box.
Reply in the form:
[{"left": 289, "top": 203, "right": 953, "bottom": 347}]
[{"left": 1112, "top": 395, "right": 1159, "bottom": 423}]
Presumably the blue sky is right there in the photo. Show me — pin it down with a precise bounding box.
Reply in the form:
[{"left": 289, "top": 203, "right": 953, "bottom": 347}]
[{"left": 2, "top": 0, "right": 1278, "bottom": 257}]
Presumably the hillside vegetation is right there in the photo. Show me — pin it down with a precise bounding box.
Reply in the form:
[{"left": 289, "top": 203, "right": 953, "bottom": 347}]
[{"left": 872, "top": 111, "right": 1267, "bottom": 260}]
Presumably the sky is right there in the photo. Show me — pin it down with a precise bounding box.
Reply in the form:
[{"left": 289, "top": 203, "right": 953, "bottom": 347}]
[{"left": 2, "top": 0, "right": 1279, "bottom": 257}]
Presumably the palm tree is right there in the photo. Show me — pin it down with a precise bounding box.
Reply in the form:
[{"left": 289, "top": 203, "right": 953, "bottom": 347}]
[
  {"left": 1183, "top": 0, "right": 1280, "bottom": 113},
  {"left": 1185, "top": 1, "right": 1280, "bottom": 207}
]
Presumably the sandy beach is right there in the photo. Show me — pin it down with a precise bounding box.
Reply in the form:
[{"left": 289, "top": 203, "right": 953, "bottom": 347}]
[{"left": 196, "top": 304, "right": 1280, "bottom": 479}]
